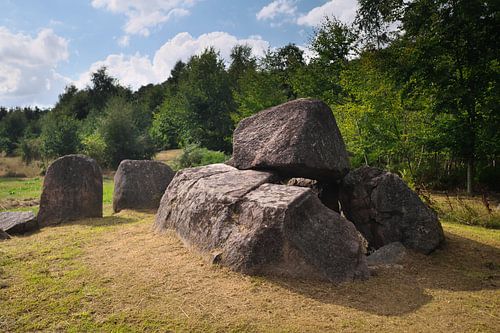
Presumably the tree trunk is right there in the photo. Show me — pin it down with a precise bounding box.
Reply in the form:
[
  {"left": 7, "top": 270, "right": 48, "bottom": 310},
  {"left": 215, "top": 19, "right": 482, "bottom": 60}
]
[{"left": 466, "top": 158, "right": 473, "bottom": 195}]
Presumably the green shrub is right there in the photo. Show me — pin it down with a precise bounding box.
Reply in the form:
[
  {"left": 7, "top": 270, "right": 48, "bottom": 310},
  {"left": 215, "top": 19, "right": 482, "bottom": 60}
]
[
  {"left": 40, "top": 113, "right": 80, "bottom": 159},
  {"left": 98, "top": 96, "right": 155, "bottom": 168},
  {"left": 81, "top": 131, "right": 107, "bottom": 166},
  {"left": 174, "top": 143, "right": 229, "bottom": 170},
  {"left": 19, "top": 137, "right": 43, "bottom": 165}
]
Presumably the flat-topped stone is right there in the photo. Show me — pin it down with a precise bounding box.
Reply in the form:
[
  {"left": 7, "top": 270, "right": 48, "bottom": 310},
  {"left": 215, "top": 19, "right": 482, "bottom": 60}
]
[
  {"left": 113, "top": 159, "right": 175, "bottom": 213},
  {"left": 0, "top": 211, "right": 37, "bottom": 234}
]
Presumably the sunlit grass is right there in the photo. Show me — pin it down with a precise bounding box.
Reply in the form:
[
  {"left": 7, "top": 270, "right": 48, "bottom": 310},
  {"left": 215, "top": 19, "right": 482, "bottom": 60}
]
[{"left": 0, "top": 211, "right": 498, "bottom": 332}]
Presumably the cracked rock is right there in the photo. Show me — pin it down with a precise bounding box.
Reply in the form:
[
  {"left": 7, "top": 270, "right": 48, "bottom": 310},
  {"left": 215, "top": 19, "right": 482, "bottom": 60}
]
[
  {"left": 154, "top": 164, "right": 369, "bottom": 282},
  {"left": 0, "top": 211, "right": 38, "bottom": 234},
  {"left": 340, "top": 166, "right": 445, "bottom": 254}
]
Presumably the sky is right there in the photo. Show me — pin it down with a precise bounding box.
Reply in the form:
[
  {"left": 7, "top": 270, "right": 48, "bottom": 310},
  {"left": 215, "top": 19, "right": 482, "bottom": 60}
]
[{"left": 0, "top": 0, "right": 359, "bottom": 107}]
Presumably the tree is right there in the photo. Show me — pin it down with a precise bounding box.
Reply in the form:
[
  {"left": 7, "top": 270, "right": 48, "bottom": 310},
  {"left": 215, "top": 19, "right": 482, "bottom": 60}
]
[
  {"left": 40, "top": 112, "right": 80, "bottom": 159},
  {"left": 228, "top": 44, "right": 257, "bottom": 91},
  {"left": 398, "top": 0, "right": 499, "bottom": 193},
  {"left": 352, "top": 0, "right": 499, "bottom": 193},
  {"left": 97, "top": 96, "right": 155, "bottom": 168},
  {"left": 0, "top": 109, "right": 28, "bottom": 155},
  {"left": 355, "top": 0, "right": 403, "bottom": 49},
  {"left": 233, "top": 69, "right": 288, "bottom": 123},
  {"left": 156, "top": 48, "right": 235, "bottom": 152},
  {"left": 263, "top": 44, "right": 305, "bottom": 99},
  {"left": 303, "top": 17, "right": 357, "bottom": 105},
  {"left": 52, "top": 85, "right": 91, "bottom": 120}
]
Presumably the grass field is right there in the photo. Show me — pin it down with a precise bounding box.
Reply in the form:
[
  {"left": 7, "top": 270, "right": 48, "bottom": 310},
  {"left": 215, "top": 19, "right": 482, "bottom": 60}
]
[
  {"left": 0, "top": 177, "right": 114, "bottom": 214},
  {"left": 0, "top": 176, "right": 499, "bottom": 332}
]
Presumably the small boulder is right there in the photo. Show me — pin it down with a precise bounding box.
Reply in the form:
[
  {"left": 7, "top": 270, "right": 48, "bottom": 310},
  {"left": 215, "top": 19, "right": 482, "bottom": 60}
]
[
  {"left": 155, "top": 164, "right": 368, "bottom": 282},
  {"left": 229, "top": 98, "right": 350, "bottom": 181},
  {"left": 340, "top": 166, "right": 445, "bottom": 254},
  {"left": 37, "top": 154, "right": 103, "bottom": 227},
  {"left": 113, "top": 160, "right": 175, "bottom": 213},
  {"left": 0, "top": 211, "right": 37, "bottom": 234},
  {"left": 366, "top": 242, "right": 407, "bottom": 267}
]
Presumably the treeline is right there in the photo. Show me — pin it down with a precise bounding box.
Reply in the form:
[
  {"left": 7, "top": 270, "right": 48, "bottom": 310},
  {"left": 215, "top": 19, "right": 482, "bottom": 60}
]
[{"left": 0, "top": 0, "right": 498, "bottom": 192}]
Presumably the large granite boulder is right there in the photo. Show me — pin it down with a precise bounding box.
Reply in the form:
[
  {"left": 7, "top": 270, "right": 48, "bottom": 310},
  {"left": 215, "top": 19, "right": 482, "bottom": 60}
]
[
  {"left": 0, "top": 211, "right": 38, "bottom": 234},
  {"left": 113, "top": 160, "right": 175, "bottom": 213},
  {"left": 340, "top": 166, "right": 445, "bottom": 254},
  {"left": 37, "top": 155, "right": 102, "bottom": 227},
  {"left": 229, "top": 98, "right": 350, "bottom": 181},
  {"left": 155, "top": 164, "right": 368, "bottom": 282}
]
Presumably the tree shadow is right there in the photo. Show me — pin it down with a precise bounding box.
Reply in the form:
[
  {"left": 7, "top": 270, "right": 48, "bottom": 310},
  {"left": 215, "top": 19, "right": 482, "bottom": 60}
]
[
  {"left": 23, "top": 215, "right": 139, "bottom": 232},
  {"left": 66, "top": 215, "right": 138, "bottom": 228},
  {"left": 265, "top": 231, "right": 499, "bottom": 316}
]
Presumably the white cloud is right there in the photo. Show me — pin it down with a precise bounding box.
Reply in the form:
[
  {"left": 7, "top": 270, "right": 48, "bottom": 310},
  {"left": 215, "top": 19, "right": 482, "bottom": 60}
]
[
  {"left": 91, "top": 0, "right": 197, "bottom": 37},
  {"left": 75, "top": 31, "right": 270, "bottom": 90},
  {"left": 256, "top": 0, "right": 297, "bottom": 21},
  {"left": 118, "top": 35, "right": 130, "bottom": 47},
  {"left": 297, "top": 0, "right": 358, "bottom": 26},
  {"left": 0, "top": 27, "right": 70, "bottom": 107}
]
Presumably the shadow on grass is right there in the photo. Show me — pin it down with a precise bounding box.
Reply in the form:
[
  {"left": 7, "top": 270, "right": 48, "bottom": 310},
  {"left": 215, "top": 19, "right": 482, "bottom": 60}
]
[
  {"left": 51, "top": 215, "right": 138, "bottom": 228},
  {"left": 266, "top": 231, "right": 500, "bottom": 316}
]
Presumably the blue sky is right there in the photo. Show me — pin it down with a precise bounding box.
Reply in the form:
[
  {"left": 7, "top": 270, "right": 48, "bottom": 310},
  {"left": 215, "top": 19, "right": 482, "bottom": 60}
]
[{"left": 0, "top": 0, "right": 358, "bottom": 107}]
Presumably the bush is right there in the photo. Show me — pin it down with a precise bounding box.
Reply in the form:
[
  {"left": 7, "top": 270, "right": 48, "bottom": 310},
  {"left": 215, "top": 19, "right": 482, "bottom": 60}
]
[
  {"left": 98, "top": 96, "right": 155, "bottom": 168},
  {"left": 81, "top": 131, "right": 107, "bottom": 166},
  {"left": 174, "top": 143, "right": 229, "bottom": 170},
  {"left": 40, "top": 113, "right": 80, "bottom": 159},
  {"left": 19, "top": 137, "right": 42, "bottom": 165}
]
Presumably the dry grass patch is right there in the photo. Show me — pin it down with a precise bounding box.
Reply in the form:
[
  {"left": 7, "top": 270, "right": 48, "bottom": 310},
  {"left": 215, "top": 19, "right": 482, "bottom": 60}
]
[
  {"left": 428, "top": 192, "right": 500, "bottom": 229},
  {"left": 155, "top": 149, "right": 183, "bottom": 167},
  {"left": 0, "top": 156, "right": 42, "bottom": 178},
  {"left": 1, "top": 209, "right": 499, "bottom": 332},
  {"left": 85, "top": 214, "right": 500, "bottom": 332}
]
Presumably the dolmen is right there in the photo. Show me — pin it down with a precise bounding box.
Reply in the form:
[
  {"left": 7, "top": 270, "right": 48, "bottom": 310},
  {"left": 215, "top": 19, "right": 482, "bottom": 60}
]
[
  {"left": 37, "top": 154, "right": 102, "bottom": 227},
  {"left": 113, "top": 160, "right": 175, "bottom": 213},
  {"left": 155, "top": 164, "right": 369, "bottom": 282},
  {"left": 155, "top": 98, "right": 445, "bottom": 282}
]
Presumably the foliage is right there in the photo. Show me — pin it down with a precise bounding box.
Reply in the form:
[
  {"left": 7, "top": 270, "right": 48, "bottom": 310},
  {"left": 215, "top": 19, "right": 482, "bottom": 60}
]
[
  {"left": 0, "top": 110, "right": 28, "bottom": 155},
  {"left": 174, "top": 143, "right": 229, "bottom": 170},
  {"left": 97, "top": 96, "right": 155, "bottom": 168},
  {"left": 81, "top": 131, "right": 107, "bottom": 166},
  {"left": 40, "top": 113, "right": 80, "bottom": 159},
  {"left": 0, "top": 5, "right": 497, "bottom": 191},
  {"left": 153, "top": 48, "right": 234, "bottom": 152},
  {"left": 19, "top": 137, "right": 43, "bottom": 165}
]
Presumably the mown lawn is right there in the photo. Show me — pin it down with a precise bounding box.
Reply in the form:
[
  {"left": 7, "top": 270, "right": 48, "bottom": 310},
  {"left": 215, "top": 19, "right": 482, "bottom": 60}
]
[{"left": 0, "top": 177, "right": 499, "bottom": 332}]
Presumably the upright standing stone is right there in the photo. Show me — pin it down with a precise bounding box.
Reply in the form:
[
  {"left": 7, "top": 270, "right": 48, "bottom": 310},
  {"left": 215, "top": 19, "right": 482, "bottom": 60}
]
[
  {"left": 37, "top": 155, "right": 102, "bottom": 226},
  {"left": 229, "top": 98, "right": 350, "bottom": 181},
  {"left": 340, "top": 166, "right": 445, "bottom": 254},
  {"left": 113, "top": 160, "right": 175, "bottom": 213}
]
